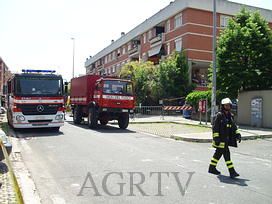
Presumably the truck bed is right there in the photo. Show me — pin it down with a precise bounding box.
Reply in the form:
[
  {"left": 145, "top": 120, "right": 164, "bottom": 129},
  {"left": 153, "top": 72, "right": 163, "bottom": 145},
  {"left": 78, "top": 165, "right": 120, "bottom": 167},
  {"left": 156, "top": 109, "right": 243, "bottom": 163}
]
[{"left": 70, "top": 75, "right": 100, "bottom": 105}]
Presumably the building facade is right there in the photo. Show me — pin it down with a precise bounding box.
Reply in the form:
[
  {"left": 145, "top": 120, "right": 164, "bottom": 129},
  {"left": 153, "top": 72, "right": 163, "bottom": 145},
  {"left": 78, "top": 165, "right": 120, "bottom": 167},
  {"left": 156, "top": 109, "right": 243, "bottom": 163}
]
[
  {"left": 85, "top": 0, "right": 272, "bottom": 90},
  {"left": 0, "top": 57, "right": 12, "bottom": 96}
]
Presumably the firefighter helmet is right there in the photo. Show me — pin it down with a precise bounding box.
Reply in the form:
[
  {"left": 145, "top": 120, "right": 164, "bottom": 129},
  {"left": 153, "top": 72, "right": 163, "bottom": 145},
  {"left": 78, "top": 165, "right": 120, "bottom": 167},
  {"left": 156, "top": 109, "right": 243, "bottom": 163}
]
[{"left": 221, "top": 98, "right": 232, "bottom": 105}]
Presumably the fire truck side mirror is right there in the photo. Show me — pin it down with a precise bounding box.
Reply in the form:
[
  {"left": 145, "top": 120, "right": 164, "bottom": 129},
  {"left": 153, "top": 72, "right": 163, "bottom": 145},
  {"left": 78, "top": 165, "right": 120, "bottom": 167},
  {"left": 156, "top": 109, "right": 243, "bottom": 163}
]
[
  {"left": 95, "top": 83, "right": 101, "bottom": 91},
  {"left": 64, "top": 82, "right": 69, "bottom": 94}
]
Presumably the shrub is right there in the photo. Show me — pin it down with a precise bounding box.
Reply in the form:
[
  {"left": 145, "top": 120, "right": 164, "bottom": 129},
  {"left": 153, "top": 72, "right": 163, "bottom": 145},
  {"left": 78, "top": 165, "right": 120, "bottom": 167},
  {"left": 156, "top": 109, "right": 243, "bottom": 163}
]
[{"left": 186, "top": 91, "right": 211, "bottom": 110}]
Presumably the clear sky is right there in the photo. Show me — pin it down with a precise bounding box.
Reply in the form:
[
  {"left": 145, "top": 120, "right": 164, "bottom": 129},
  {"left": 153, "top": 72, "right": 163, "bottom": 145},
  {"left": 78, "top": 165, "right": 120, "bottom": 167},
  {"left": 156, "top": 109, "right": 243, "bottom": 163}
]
[{"left": 0, "top": 0, "right": 271, "bottom": 81}]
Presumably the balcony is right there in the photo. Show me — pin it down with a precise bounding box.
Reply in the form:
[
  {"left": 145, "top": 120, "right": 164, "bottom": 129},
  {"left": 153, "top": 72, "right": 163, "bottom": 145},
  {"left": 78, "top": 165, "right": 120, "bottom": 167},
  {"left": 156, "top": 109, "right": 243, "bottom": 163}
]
[
  {"left": 128, "top": 45, "right": 139, "bottom": 56},
  {"left": 150, "top": 33, "right": 165, "bottom": 47},
  {"left": 96, "top": 64, "right": 104, "bottom": 71}
]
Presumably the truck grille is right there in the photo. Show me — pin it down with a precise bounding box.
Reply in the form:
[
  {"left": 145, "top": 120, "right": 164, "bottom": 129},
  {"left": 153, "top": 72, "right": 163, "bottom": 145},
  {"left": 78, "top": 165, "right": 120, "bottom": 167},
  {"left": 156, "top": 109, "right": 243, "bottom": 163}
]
[{"left": 18, "top": 104, "right": 60, "bottom": 115}]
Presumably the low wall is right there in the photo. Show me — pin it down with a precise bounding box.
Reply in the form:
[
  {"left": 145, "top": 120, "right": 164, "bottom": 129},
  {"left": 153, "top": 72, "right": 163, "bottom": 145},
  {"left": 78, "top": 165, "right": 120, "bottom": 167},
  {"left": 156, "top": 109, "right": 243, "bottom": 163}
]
[{"left": 238, "top": 90, "right": 272, "bottom": 128}]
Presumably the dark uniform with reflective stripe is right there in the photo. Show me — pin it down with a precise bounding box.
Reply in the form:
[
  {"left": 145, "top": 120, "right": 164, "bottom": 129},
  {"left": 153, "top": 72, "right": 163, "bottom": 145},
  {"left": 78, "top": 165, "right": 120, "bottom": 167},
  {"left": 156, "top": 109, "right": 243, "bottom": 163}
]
[{"left": 210, "top": 111, "right": 241, "bottom": 173}]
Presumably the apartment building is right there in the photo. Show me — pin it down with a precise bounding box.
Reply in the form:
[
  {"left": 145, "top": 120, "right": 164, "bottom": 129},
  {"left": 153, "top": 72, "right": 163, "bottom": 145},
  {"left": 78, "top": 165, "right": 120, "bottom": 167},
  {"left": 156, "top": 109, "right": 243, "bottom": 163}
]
[
  {"left": 0, "top": 57, "right": 12, "bottom": 96},
  {"left": 85, "top": 0, "right": 272, "bottom": 90}
]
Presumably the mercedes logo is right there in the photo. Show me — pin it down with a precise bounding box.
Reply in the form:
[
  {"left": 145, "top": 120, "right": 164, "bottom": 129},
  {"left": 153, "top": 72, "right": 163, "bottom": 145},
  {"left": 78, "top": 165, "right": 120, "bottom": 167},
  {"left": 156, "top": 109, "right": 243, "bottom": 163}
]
[{"left": 37, "top": 105, "right": 44, "bottom": 112}]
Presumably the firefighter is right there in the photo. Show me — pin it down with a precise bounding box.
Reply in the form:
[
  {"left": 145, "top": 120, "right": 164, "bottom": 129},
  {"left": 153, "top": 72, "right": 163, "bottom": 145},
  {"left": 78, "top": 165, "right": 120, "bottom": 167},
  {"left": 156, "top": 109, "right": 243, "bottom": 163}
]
[{"left": 208, "top": 98, "right": 242, "bottom": 178}]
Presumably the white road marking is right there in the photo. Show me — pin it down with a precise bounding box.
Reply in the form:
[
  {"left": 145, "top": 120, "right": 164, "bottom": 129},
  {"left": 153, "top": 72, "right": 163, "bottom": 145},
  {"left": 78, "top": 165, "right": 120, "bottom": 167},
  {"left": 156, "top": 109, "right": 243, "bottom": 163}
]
[
  {"left": 141, "top": 159, "right": 153, "bottom": 162},
  {"left": 192, "top": 159, "right": 203, "bottom": 163},
  {"left": 264, "top": 163, "right": 272, "bottom": 167},
  {"left": 254, "top": 158, "right": 272, "bottom": 163},
  {"left": 70, "top": 183, "right": 80, "bottom": 188}
]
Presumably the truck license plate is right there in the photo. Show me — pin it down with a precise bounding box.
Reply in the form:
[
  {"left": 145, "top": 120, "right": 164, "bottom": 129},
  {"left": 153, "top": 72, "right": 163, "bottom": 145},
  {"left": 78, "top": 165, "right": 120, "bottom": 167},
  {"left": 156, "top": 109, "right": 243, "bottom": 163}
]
[{"left": 35, "top": 116, "right": 46, "bottom": 120}]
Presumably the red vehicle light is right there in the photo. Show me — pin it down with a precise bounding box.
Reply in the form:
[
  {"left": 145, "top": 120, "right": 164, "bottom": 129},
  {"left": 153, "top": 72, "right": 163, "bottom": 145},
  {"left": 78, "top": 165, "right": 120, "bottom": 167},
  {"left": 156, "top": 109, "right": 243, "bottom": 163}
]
[{"left": 12, "top": 106, "right": 22, "bottom": 112}]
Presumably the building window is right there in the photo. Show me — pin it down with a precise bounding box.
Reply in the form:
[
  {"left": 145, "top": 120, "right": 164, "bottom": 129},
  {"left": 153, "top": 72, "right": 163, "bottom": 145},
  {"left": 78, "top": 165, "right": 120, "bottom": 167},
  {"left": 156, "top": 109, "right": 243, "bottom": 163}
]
[
  {"left": 113, "top": 51, "right": 116, "bottom": 60},
  {"left": 167, "top": 42, "right": 170, "bottom": 55},
  {"left": 175, "top": 38, "right": 182, "bottom": 52},
  {"left": 220, "top": 15, "right": 230, "bottom": 27},
  {"left": 166, "top": 20, "right": 171, "bottom": 32},
  {"left": 112, "top": 66, "right": 115, "bottom": 73},
  {"left": 97, "top": 59, "right": 102, "bottom": 66},
  {"left": 143, "top": 33, "right": 147, "bottom": 44},
  {"left": 174, "top": 13, "right": 182, "bottom": 29},
  {"left": 128, "top": 43, "right": 132, "bottom": 51},
  {"left": 148, "top": 30, "right": 153, "bottom": 40},
  {"left": 105, "top": 56, "right": 108, "bottom": 64},
  {"left": 122, "top": 46, "right": 126, "bottom": 54}
]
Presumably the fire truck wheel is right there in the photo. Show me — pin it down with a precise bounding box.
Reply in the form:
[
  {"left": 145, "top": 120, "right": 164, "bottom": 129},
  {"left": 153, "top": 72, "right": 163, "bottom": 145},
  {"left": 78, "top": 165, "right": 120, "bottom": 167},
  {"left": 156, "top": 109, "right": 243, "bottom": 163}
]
[
  {"left": 118, "top": 113, "right": 129, "bottom": 129},
  {"left": 51, "top": 127, "right": 60, "bottom": 132},
  {"left": 88, "top": 107, "right": 98, "bottom": 129},
  {"left": 73, "top": 106, "right": 82, "bottom": 124},
  {"left": 100, "top": 119, "right": 108, "bottom": 126}
]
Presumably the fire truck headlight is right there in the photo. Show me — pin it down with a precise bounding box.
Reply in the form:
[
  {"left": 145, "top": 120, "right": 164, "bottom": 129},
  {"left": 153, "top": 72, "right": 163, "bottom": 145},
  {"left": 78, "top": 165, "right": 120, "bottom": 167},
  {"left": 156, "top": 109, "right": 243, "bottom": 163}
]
[
  {"left": 16, "top": 115, "right": 25, "bottom": 121},
  {"left": 55, "top": 114, "right": 64, "bottom": 120}
]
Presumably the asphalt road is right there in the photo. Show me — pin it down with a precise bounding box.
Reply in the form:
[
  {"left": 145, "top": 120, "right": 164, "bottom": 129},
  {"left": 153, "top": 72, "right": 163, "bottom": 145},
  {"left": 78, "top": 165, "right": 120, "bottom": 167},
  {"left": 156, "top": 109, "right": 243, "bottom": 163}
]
[{"left": 9, "top": 119, "right": 272, "bottom": 204}]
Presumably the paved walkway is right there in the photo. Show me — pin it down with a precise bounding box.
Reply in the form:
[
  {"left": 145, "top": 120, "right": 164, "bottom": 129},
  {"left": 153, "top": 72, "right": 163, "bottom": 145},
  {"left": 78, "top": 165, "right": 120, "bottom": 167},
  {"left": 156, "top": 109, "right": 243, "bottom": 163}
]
[
  {"left": 0, "top": 114, "right": 17, "bottom": 204},
  {"left": 129, "top": 115, "right": 272, "bottom": 142}
]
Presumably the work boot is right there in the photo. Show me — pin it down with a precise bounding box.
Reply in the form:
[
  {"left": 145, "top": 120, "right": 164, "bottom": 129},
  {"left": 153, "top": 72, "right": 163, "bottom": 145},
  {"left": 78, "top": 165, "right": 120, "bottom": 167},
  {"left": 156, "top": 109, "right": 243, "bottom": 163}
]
[
  {"left": 208, "top": 165, "right": 221, "bottom": 175},
  {"left": 229, "top": 168, "right": 240, "bottom": 178}
]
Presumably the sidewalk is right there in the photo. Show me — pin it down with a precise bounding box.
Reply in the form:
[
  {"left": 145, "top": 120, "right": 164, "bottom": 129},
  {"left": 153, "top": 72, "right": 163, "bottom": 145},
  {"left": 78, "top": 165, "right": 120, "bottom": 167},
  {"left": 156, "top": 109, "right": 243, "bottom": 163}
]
[
  {"left": 129, "top": 115, "right": 272, "bottom": 142},
  {"left": 0, "top": 114, "right": 17, "bottom": 204}
]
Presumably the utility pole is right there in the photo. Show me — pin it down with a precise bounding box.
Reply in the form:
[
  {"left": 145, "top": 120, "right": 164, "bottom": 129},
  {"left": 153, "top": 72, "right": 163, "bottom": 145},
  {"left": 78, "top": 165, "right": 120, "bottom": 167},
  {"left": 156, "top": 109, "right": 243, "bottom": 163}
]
[
  {"left": 211, "top": 0, "right": 217, "bottom": 123},
  {"left": 71, "top": 37, "right": 75, "bottom": 78}
]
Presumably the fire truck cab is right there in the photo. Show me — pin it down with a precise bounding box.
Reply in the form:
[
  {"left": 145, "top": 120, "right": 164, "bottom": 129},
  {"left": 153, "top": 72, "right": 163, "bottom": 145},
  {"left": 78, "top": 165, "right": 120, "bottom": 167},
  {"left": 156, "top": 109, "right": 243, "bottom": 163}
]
[{"left": 7, "top": 70, "right": 65, "bottom": 130}]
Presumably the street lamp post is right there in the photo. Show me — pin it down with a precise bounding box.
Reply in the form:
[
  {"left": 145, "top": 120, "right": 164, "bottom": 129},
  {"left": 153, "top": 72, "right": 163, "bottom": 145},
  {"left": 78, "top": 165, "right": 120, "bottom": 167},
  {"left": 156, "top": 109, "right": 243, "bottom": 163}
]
[
  {"left": 71, "top": 37, "right": 75, "bottom": 78},
  {"left": 211, "top": 0, "right": 217, "bottom": 124}
]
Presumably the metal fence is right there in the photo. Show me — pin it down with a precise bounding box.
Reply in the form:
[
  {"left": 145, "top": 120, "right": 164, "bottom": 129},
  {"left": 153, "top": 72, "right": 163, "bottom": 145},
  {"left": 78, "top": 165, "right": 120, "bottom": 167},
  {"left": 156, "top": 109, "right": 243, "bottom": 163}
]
[{"left": 131, "top": 106, "right": 184, "bottom": 119}]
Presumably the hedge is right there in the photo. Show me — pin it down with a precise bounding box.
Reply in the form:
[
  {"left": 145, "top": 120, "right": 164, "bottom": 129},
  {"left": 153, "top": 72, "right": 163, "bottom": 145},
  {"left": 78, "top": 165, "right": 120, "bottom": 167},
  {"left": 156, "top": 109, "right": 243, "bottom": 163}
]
[{"left": 185, "top": 90, "right": 211, "bottom": 111}]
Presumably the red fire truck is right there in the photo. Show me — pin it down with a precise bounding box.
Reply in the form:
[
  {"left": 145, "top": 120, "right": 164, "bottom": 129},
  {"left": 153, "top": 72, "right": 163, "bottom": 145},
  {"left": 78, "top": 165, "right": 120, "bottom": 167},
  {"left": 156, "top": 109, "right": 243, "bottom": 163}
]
[
  {"left": 70, "top": 75, "right": 135, "bottom": 129},
  {"left": 7, "top": 70, "right": 65, "bottom": 131}
]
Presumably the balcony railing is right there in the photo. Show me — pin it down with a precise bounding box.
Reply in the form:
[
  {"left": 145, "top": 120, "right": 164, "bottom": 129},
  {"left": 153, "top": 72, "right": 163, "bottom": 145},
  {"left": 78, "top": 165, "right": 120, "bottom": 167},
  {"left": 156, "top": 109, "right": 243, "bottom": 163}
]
[
  {"left": 128, "top": 46, "right": 139, "bottom": 55},
  {"left": 150, "top": 33, "right": 164, "bottom": 44}
]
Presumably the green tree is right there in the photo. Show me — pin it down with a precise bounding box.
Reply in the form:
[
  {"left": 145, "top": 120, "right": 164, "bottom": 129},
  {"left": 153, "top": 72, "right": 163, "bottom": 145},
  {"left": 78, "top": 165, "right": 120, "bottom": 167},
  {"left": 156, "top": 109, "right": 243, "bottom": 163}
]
[
  {"left": 155, "top": 51, "right": 193, "bottom": 99},
  {"left": 119, "top": 61, "right": 156, "bottom": 105},
  {"left": 215, "top": 8, "right": 272, "bottom": 98}
]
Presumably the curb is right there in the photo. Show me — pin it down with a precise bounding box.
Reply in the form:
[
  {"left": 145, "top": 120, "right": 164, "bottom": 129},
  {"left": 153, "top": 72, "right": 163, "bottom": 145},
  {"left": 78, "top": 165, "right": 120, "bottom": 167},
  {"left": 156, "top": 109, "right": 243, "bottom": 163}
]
[
  {"left": 170, "top": 135, "right": 212, "bottom": 143},
  {"left": 128, "top": 121, "right": 171, "bottom": 124},
  {"left": 129, "top": 120, "right": 272, "bottom": 143},
  {"left": 0, "top": 138, "right": 24, "bottom": 204},
  {"left": 170, "top": 133, "right": 272, "bottom": 143},
  {"left": 239, "top": 134, "right": 272, "bottom": 140}
]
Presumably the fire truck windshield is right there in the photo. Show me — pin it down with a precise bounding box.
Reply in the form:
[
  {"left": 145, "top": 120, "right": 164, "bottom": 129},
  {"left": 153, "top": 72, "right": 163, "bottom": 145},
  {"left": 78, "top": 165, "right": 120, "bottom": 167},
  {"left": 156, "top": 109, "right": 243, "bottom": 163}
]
[
  {"left": 15, "top": 76, "right": 63, "bottom": 97},
  {"left": 103, "top": 80, "right": 133, "bottom": 96}
]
